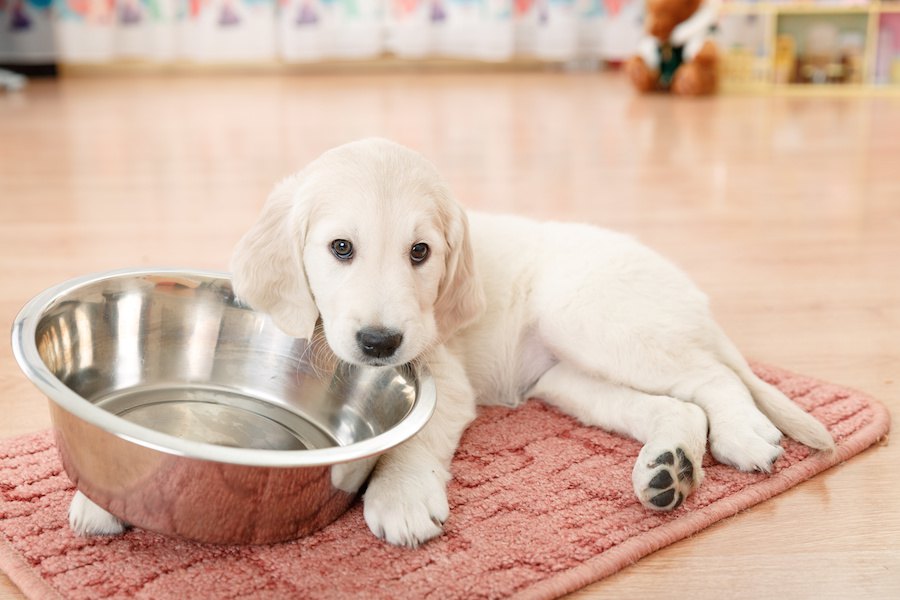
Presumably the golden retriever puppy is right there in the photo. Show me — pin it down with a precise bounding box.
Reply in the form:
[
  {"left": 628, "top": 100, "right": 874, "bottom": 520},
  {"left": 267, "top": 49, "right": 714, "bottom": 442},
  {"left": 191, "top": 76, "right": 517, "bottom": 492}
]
[{"left": 69, "top": 139, "right": 834, "bottom": 547}]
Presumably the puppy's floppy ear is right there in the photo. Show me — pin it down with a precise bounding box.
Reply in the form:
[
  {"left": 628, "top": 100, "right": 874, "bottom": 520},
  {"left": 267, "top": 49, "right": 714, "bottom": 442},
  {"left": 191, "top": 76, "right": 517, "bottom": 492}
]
[
  {"left": 230, "top": 175, "right": 318, "bottom": 340},
  {"left": 434, "top": 201, "right": 486, "bottom": 340}
]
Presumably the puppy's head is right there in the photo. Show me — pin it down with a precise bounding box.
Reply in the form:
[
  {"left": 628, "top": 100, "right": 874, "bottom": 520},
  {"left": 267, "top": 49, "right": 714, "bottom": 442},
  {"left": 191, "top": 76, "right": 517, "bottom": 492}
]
[{"left": 231, "top": 138, "right": 485, "bottom": 367}]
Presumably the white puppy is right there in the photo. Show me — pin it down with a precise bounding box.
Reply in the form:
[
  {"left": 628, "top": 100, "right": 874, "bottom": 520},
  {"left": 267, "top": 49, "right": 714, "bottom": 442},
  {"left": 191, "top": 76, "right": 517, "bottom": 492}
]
[{"left": 69, "top": 139, "right": 834, "bottom": 546}]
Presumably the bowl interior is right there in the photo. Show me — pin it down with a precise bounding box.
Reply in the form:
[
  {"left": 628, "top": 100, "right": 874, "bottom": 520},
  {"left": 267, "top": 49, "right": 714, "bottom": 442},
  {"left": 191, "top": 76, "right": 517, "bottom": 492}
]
[{"left": 31, "top": 272, "right": 418, "bottom": 453}]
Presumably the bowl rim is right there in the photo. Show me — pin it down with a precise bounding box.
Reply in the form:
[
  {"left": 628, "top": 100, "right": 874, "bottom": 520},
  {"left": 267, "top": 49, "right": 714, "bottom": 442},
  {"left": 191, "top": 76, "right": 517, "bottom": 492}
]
[{"left": 11, "top": 267, "right": 437, "bottom": 468}]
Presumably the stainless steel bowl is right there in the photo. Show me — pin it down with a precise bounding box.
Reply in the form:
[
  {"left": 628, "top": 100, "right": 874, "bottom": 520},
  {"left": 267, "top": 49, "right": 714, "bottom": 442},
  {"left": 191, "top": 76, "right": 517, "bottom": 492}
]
[{"left": 11, "top": 269, "right": 435, "bottom": 544}]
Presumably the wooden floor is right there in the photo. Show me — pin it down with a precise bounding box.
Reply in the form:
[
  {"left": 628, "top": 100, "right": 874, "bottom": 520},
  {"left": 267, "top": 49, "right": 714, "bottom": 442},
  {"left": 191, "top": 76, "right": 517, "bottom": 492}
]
[{"left": 1, "top": 71, "right": 898, "bottom": 599}]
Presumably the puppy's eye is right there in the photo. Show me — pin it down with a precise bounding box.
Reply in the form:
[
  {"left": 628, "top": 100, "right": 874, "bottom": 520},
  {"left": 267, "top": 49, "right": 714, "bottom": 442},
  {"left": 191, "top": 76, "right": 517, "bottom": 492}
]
[
  {"left": 410, "top": 242, "right": 429, "bottom": 264},
  {"left": 331, "top": 239, "right": 353, "bottom": 260}
]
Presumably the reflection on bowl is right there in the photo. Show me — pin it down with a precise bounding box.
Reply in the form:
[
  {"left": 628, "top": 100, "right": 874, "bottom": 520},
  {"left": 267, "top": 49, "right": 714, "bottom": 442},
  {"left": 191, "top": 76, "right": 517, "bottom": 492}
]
[{"left": 11, "top": 269, "right": 435, "bottom": 544}]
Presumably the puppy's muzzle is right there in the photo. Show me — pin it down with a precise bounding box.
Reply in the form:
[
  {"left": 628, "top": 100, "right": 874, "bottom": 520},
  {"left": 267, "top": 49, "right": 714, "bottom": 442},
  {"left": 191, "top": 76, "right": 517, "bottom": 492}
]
[{"left": 357, "top": 327, "right": 403, "bottom": 359}]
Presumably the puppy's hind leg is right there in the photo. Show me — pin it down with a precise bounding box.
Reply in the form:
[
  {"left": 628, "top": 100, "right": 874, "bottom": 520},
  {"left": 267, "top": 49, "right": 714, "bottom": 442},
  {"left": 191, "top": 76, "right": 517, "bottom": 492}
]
[
  {"left": 530, "top": 362, "right": 707, "bottom": 511},
  {"left": 535, "top": 284, "right": 791, "bottom": 473},
  {"left": 668, "top": 362, "right": 789, "bottom": 473},
  {"left": 716, "top": 333, "right": 835, "bottom": 453}
]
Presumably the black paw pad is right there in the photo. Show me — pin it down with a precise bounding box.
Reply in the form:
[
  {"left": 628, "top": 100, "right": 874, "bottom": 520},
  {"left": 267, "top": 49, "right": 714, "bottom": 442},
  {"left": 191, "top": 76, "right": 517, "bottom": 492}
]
[
  {"left": 676, "top": 448, "right": 694, "bottom": 482},
  {"left": 648, "top": 470, "right": 673, "bottom": 489},
  {"left": 645, "top": 447, "right": 695, "bottom": 510},
  {"left": 652, "top": 451, "right": 675, "bottom": 467},
  {"left": 649, "top": 489, "right": 675, "bottom": 507}
]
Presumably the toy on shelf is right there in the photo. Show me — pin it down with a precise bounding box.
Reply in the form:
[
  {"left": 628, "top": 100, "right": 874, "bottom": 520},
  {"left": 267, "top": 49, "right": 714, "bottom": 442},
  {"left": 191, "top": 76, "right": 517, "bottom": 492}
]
[
  {"left": 714, "top": 13, "right": 771, "bottom": 87},
  {"left": 776, "top": 14, "right": 869, "bottom": 85},
  {"left": 626, "top": 0, "right": 719, "bottom": 95}
]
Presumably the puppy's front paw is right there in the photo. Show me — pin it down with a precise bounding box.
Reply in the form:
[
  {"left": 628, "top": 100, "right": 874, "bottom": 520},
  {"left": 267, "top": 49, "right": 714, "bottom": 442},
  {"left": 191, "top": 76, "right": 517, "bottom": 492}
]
[
  {"left": 633, "top": 446, "right": 703, "bottom": 511},
  {"left": 363, "top": 469, "right": 449, "bottom": 548},
  {"left": 69, "top": 491, "right": 128, "bottom": 537}
]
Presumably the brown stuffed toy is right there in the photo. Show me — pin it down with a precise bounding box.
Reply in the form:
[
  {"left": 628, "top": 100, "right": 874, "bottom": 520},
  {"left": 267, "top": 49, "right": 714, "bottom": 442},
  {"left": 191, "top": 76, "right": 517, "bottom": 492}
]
[{"left": 626, "top": 0, "right": 718, "bottom": 95}]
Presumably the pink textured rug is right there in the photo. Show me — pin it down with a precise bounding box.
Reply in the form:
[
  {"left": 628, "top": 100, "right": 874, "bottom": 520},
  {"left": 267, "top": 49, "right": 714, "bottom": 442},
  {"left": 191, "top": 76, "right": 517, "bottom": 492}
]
[{"left": 0, "top": 364, "right": 890, "bottom": 600}]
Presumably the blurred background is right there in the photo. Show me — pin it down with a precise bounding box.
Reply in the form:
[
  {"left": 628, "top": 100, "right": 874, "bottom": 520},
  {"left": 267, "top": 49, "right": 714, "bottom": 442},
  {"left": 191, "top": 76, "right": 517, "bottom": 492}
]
[
  {"left": 2, "top": 0, "right": 900, "bottom": 87},
  {"left": 0, "top": 0, "right": 644, "bottom": 70}
]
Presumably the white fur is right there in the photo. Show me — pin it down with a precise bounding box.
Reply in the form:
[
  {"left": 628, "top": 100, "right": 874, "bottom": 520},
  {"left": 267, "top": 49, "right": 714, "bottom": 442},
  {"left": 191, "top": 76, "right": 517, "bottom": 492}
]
[
  {"left": 69, "top": 491, "right": 127, "bottom": 537},
  {"left": 70, "top": 139, "right": 835, "bottom": 546}
]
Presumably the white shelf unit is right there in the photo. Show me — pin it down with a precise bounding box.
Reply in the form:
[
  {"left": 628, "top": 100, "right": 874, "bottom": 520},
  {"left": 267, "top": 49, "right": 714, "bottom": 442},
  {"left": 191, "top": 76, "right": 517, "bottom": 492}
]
[{"left": 714, "top": 1, "right": 900, "bottom": 92}]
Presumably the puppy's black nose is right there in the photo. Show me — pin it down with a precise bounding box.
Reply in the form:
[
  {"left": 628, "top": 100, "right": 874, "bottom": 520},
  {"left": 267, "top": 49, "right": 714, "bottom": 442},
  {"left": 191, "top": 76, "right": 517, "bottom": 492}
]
[{"left": 356, "top": 328, "right": 403, "bottom": 359}]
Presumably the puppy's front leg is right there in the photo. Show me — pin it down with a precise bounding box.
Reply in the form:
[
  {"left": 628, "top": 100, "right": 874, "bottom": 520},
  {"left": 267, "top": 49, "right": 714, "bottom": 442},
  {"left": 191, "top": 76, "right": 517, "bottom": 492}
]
[{"left": 363, "top": 346, "right": 476, "bottom": 547}]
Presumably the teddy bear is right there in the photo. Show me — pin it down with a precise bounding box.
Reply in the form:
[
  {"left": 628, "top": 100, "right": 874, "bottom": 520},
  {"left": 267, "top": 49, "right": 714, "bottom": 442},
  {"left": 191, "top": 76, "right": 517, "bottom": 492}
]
[{"left": 626, "top": 0, "right": 718, "bottom": 95}]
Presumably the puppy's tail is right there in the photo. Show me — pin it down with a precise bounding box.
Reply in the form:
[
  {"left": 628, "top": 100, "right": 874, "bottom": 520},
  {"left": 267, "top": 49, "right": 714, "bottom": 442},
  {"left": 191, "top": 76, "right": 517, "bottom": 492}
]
[{"left": 718, "top": 335, "right": 836, "bottom": 453}]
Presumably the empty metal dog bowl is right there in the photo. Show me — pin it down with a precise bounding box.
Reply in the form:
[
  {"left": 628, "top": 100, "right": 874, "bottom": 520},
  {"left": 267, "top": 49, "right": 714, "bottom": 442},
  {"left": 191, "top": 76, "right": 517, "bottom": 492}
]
[{"left": 11, "top": 269, "right": 436, "bottom": 544}]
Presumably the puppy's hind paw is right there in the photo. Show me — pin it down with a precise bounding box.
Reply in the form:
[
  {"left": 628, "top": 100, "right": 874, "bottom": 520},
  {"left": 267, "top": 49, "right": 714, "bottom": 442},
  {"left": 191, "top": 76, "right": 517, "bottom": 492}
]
[
  {"left": 633, "top": 447, "right": 702, "bottom": 511},
  {"left": 69, "top": 491, "right": 128, "bottom": 537},
  {"left": 711, "top": 428, "right": 783, "bottom": 473},
  {"left": 708, "top": 405, "right": 785, "bottom": 472}
]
